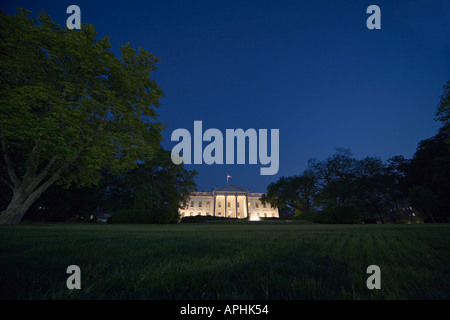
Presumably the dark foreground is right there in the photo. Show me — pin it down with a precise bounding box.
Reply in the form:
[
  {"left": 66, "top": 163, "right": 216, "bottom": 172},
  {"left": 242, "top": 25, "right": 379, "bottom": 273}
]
[{"left": 0, "top": 222, "right": 449, "bottom": 299}]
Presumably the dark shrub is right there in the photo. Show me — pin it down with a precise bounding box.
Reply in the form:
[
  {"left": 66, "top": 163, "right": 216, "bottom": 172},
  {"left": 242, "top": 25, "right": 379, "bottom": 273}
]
[
  {"left": 362, "top": 218, "right": 378, "bottom": 224},
  {"left": 180, "top": 215, "right": 241, "bottom": 223},
  {"left": 260, "top": 217, "right": 280, "bottom": 221},
  {"left": 295, "top": 205, "right": 361, "bottom": 224},
  {"left": 153, "top": 207, "right": 180, "bottom": 224},
  {"left": 329, "top": 205, "right": 361, "bottom": 224},
  {"left": 111, "top": 208, "right": 180, "bottom": 224},
  {"left": 295, "top": 210, "right": 316, "bottom": 221}
]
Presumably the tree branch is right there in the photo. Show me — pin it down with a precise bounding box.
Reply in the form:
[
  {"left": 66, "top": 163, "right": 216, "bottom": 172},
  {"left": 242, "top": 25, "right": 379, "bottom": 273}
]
[
  {"left": 1, "top": 137, "right": 20, "bottom": 188},
  {"left": 20, "top": 108, "right": 112, "bottom": 200},
  {"left": 30, "top": 148, "right": 84, "bottom": 199},
  {"left": 0, "top": 177, "right": 13, "bottom": 190},
  {"left": 23, "top": 144, "right": 41, "bottom": 182},
  {"left": 285, "top": 201, "right": 303, "bottom": 211},
  {"left": 24, "top": 155, "right": 58, "bottom": 195},
  {"left": 24, "top": 109, "right": 110, "bottom": 194}
]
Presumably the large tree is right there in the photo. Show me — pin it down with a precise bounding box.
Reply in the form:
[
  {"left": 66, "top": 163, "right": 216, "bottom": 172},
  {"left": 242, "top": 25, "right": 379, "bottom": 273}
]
[
  {"left": 261, "top": 170, "right": 317, "bottom": 213},
  {"left": 309, "top": 148, "right": 359, "bottom": 207},
  {"left": 353, "top": 157, "right": 388, "bottom": 223},
  {"left": 406, "top": 126, "right": 450, "bottom": 222},
  {"left": 0, "top": 9, "right": 164, "bottom": 224}
]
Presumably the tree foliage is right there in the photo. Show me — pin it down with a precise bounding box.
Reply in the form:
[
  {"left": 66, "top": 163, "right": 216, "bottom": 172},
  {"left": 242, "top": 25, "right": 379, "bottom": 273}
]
[
  {"left": 308, "top": 148, "right": 359, "bottom": 207},
  {"left": 104, "top": 148, "right": 197, "bottom": 213},
  {"left": 435, "top": 81, "right": 450, "bottom": 135},
  {"left": 0, "top": 9, "right": 165, "bottom": 224},
  {"left": 407, "top": 126, "right": 450, "bottom": 222},
  {"left": 261, "top": 170, "right": 316, "bottom": 212}
]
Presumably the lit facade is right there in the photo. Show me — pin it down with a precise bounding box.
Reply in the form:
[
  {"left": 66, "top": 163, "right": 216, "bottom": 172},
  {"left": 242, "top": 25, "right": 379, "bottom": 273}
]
[{"left": 179, "top": 185, "right": 279, "bottom": 220}]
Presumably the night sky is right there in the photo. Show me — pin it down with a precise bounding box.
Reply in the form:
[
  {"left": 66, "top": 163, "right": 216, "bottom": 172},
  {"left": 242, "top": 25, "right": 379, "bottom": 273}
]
[{"left": 2, "top": 0, "right": 449, "bottom": 192}]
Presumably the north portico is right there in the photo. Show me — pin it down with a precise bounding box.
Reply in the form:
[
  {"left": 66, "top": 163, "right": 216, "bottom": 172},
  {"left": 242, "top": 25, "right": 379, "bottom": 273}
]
[{"left": 179, "top": 185, "right": 279, "bottom": 221}]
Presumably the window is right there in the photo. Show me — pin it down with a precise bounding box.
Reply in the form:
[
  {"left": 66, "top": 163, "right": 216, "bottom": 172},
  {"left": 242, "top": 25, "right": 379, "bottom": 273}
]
[
  {"left": 190, "top": 201, "right": 194, "bottom": 208},
  {"left": 199, "top": 201, "right": 202, "bottom": 207},
  {"left": 198, "top": 212, "right": 201, "bottom": 215},
  {"left": 263, "top": 203, "right": 267, "bottom": 208},
  {"left": 228, "top": 202, "right": 231, "bottom": 208},
  {"left": 189, "top": 212, "right": 193, "bottom": 216},
  {"left": 237, "top": 202, "right": 240, "bottom": 208},
  {"left": 206, "top": 202, "right": 210, "bottom": 208},
  {"left": 218, "top": 202, "right": 222, "bottom": 207},
  {"left": 255, "top": 203, "right": 259, "bottom": 208}
]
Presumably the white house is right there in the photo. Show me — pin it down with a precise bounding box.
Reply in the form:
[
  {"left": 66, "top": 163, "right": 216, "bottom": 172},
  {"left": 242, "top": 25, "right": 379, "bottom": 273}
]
[{"left": 179, "top": 185, "right": 279, "bottom": 221}]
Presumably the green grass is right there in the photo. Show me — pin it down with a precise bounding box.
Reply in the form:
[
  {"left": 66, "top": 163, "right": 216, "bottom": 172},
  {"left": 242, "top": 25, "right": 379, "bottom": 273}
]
[{"left": 0, "top": 222, "right": 449, "bottom": 299}]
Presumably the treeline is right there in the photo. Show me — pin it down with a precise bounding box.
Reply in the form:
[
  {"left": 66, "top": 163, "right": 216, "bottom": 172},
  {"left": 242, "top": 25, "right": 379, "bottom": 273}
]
[{"left": 262, "top": 81, "right": 450, "bottom": 224}]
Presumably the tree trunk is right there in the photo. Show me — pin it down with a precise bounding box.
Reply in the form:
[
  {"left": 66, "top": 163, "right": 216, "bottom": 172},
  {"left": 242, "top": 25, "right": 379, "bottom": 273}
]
[
  {"left": 0, "top": 206, "right": 28, "bottom": 225},
  {"left": 1, "top": 122, "right": 92, "bottom": 226},
  {"left": 388, "top": 201, "right": 397, "bottom": 223},
  {"left": 0, "top": 186, "right": 47, "bottom": 225},
  {"left": 374, "top": 204, "right": 385, "bottom": 224},
  {"left": 0, "top": 190, "right": 29, "bottom": 225},
  {"left": 428, "top": 211, "right": 437, "bottom": 223}
]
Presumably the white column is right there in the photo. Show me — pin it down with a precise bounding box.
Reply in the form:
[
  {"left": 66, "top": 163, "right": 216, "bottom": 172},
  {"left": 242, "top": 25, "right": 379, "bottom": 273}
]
[
  {"left": 235, "top": 194, "right": 238, "bottom": 218},
  {"left": 245, "top": 195, "right": 249, "bottom": 218},
  {"left": 213, "top": 192, "right": 216, "bottom": 217},
  {"left": 225, "top": 194, "right": 227, "bottom": 217}
]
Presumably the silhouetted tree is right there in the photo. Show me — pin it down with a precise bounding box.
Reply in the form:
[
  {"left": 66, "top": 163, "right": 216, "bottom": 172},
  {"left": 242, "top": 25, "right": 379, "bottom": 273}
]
[{"left": 406, "top": 126, "right": 450, "bottom": 222}]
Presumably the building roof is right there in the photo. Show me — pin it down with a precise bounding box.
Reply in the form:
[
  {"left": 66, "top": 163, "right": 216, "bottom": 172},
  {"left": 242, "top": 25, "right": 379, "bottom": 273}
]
[{"left": 213, "top": 184, "right": 249, "bottom": 193}]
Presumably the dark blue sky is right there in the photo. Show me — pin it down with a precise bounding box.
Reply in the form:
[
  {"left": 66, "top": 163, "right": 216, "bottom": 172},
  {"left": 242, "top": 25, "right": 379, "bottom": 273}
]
[{"left": 2, "top": 0, "right": 449, "bottom": 192}]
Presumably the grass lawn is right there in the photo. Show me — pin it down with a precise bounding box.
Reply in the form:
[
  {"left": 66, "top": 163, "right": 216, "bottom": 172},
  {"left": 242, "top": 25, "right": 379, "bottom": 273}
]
[{"left": 0, "top": 222, "right": 449, "bottom": 300}]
